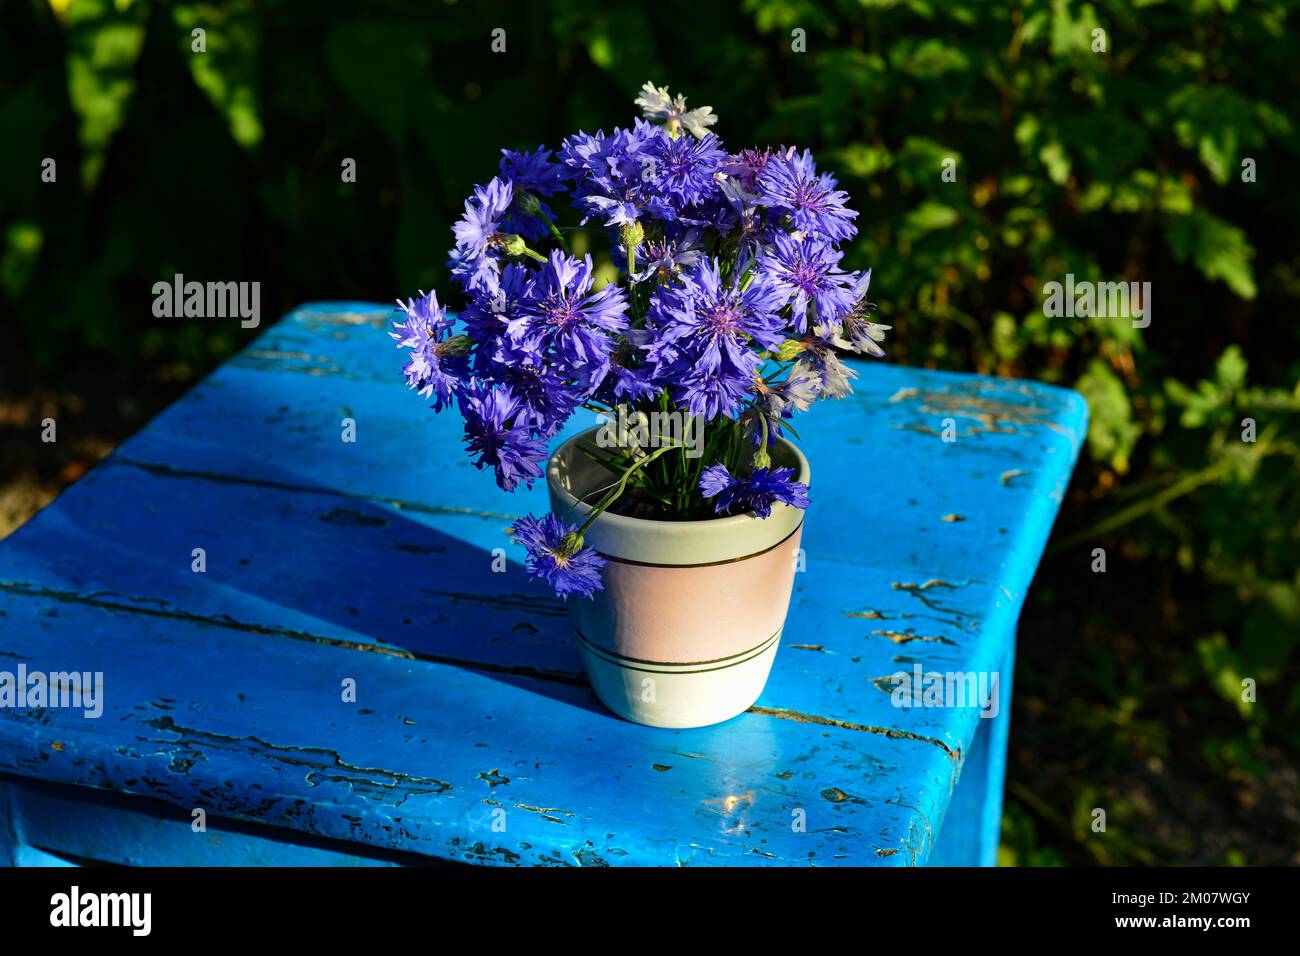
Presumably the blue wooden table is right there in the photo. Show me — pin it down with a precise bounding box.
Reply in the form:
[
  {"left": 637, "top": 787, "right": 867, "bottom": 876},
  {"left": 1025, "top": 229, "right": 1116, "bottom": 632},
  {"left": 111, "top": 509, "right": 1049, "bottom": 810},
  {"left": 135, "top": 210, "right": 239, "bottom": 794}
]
[{"left": 0, "top": 302, "right": 1086, "bottom": 867}]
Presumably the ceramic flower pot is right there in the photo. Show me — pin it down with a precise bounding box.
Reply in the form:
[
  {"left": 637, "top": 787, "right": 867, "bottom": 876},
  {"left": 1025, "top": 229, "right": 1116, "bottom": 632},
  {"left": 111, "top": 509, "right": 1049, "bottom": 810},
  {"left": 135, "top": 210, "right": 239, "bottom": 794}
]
[{"left": 546, "top": 427, "right": 809, "bottom": 728}]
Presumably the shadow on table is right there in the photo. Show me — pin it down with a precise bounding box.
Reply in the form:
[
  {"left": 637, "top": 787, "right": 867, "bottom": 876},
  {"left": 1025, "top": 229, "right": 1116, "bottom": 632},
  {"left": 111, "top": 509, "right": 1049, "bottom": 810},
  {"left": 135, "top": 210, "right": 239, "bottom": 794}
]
[{"left": 3, "top": 449, "right": 617, "bottom": 721}]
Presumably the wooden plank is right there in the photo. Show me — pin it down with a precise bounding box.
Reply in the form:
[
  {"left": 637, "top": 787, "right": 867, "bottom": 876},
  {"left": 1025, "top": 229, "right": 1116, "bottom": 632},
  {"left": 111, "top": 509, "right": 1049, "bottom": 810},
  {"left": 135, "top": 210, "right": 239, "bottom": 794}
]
[
  {"left": 0, "top": 466, "right": 1013, "bottom": 749},
  {"left": 108, "top": 302, "right": 1085, "bottom": 593},
  {"left": 2, "top": 776, "right": 426, "bottom": 866},
  {"left": 0, "top": 302, "right": 1086, "bottom": 866},
  {"left": 0, "top": 596, "right": 955, "bottom": 865}
]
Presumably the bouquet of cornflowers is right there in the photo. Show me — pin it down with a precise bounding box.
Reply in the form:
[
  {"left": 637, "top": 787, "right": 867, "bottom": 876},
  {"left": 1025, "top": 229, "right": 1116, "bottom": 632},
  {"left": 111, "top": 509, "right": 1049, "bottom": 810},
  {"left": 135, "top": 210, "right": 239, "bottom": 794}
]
[{"left": 391, "top": 82, "right": 888, "bottom": 599}]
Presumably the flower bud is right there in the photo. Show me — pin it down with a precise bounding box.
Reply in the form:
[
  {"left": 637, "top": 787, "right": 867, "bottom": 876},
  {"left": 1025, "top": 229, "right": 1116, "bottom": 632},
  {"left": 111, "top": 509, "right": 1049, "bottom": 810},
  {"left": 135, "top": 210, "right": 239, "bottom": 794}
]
[
  {"left": 619, "top": 220, "right": 646, "bottom": 251},
  {"left": 516, "top": 191, "right": 543, "bottom": 217},
  {"left": 753, "top": 446, "right": 772, "bottom": 469},
  {"left": 558, "top": 531, "right": 584, "bottom": 556},
  {"left": 500, "top": 233, "right": 529, "bottom": 257},
  {"left": 441, "top": 334, "right": 473, "bottom": 356},
  {"left": 775, "top": 338, "right": 807, "bottom": 362}
]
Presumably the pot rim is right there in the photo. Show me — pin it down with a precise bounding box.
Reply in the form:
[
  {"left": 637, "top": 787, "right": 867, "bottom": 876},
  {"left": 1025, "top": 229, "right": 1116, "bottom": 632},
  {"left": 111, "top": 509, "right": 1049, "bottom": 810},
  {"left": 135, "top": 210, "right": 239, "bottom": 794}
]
[{"left": 546, "top": 426, "right": 811, "bottom": 532}]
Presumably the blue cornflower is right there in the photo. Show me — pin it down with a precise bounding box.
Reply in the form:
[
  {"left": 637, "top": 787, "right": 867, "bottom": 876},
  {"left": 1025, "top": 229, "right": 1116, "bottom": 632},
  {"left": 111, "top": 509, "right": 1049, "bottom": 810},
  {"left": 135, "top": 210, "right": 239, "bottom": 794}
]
[
  {"left": 645, "top": 259, "right": 786, "bottom": 421},
  {"left": 509, "top": 251, "right": 629, "bottom": 374},
  {"left": 653, "top": 258, "right": 786, "bottom": 366},
  {"left": 458, "top": 380, "right": 547, "bottom": 491},
  {"left": 630, "top": 230, "right": 705, "bottom": 284},
  {"left": 560, "top": 123, "right": 673, "bottom": 226},
  {"left": 647, "top": 131, "right": 726, "bottom": 209},
  {"left": 761, "top": 233, "right": 857, "bottom": 333},
  {"left": 450, "top": 177, "right": 515, "bottom": 295},
  {"left": 492, "top": 338, "right": 584, "bottom": 438},
  {"left": 713, "top": 175, "right": 770, "bottom": 273},
  {"left": 389, "top": 290, "right": 467, "bottom": 412},
  {"left": 599, "top": 357, "right": 661, "bottom": 404},
  {"left": 559, "top": 127, "right": 640, "bottom": 197},
  {"left": 698, "top": 464, "right": 811, "bottom": 518},
  {"left": 499, "top": 146, "right": 567, "bottom": 196},
  {"left": 459, "top": 268, "right": 584, "bottom": 439},
  {"left": 511, "top": 513, "right": 607, "bottom": 600},
  {"left": 757, "top": 148, "right": 858, "bottom": 243},
  {"left": 498, "top": 147, "right": 566, "bottom": 241},
  {"left": 722, "top": 147, "right": 779, "bottom": 192},
  {"left": 459, "top": 263, "right": 536, "bottom": 376}
]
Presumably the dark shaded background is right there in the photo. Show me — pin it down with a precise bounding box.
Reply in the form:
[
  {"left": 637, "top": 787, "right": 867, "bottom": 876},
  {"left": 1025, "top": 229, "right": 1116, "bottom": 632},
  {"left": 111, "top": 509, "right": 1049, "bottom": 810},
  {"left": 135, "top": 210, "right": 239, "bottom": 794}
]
[{"left": 2, "top": 0, "right": 1297, "bottom": 864}]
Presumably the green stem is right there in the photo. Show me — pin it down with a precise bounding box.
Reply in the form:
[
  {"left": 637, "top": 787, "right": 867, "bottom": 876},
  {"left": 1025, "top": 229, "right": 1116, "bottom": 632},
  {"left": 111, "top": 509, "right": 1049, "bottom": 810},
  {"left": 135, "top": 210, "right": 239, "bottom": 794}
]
[
  {"left": 575, "top": 443, "right": 683, "bottom": 536},
  {"left": 1046, "top": 460, "right": 1229, "bottom": 555},
  {"left": 541, "top": 212, "right": 571, "bottom": 254}
]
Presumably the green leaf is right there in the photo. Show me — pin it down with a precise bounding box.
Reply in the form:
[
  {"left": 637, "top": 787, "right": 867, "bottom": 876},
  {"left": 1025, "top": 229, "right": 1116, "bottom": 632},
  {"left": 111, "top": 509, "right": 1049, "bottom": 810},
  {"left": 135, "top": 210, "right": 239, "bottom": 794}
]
[
  {"left": 1196, "top": 634, "right": 1253, "bottom": 720},
  {"left": 1164, "top": 210, "right": 1257, "bottom": 300},
  {"left": 888, "top": 38, "right": 969, "bottom": 79},
  {"left": 2, "top": 222, "right": 44, "bottom": 297},
  {"left": 1077, "top": 359, "right": 1141, "bottom": 472},
  {"left": 173, "top": 1, "right": 263, "bottom": 148},
  {"left": 902, "top": 201, "right": 959, "bottom": 234},
  {"left": 63, "top": 0, "right": 148, "bottom": 187},
  {"left": 1215, "top": 345, "right": 1248, "bottom": 391},
  {"left": 1167, "top": 84, "right": 1264, "bottom": 185}
]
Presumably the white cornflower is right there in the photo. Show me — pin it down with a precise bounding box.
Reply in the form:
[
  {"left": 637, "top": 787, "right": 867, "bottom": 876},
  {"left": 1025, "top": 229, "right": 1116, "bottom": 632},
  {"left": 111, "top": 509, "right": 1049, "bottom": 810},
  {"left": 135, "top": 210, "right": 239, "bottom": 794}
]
[
  {"left": 635, "top": 81, "right": 718, "bottom": 139},
  {"left": 822, "top": 269, "right": 890, "bottom": 357},
  {"left": 794, "top": 347, "right": 858, "bottom": 399}
]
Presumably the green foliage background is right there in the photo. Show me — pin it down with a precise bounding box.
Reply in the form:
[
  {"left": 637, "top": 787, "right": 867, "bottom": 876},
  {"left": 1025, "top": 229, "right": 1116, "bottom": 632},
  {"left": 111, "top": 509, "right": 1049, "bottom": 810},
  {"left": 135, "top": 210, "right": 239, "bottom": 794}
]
[{"left": 2, "top": 0, "right": 1297, "bottom": 863}]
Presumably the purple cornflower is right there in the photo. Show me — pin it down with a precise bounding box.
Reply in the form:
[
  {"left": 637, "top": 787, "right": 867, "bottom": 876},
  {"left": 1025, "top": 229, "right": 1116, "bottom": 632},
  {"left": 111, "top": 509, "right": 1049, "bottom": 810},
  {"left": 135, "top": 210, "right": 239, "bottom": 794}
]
[
  {"left": 560, "top": 122, "right": 673, "bottom": 226},
  {"left": 631, "top": 230, "right": 705, "bottom": 284},
  {"left": 389, "top": 290, "right": 467, "bottom": 412},
  {"left": 511, "top": 514, "right": 607, "bottom": 599},
  {"left": 498, "top": 147, "right": 566, "bottom": 241},
  {"left": 560, "top": 126, "right": 647, "bottom": 197},
  {"left": 646, "top": 259, "right": 787, "bottom": 420},
  {"left": 499, "top": 146, "right": 567, "bottom": 196},
  {"left": 762, "top": 233, "right": 857, "bottom": 333},
  {"left": 459, "top": 262, "right": 536, "bottom": 376},
  {"left": 698, "top": 464, "right": 811, "bottom": 518},
  {"left": 722, "top": 148, "right": 778, "bottom": 192},
  {"left": 458, "top": 380, "right": 547, "bottom": 491},
  {"left": 509, "top": 252, "right": 629, "bottom": 373},
  {"left": 757, "top": 148, "right": 858, "bottom": 243},
  {"left": 491, "top": 337, "right": 584, "bottom": 438},
  {"left": 597, "top": 356, "right": 661, "bottom": 403},
  {"left": 647, "top": 131, "right": 726, "bottom": 209},
  {"left": 713, "top": 176, "right": 770, "bottom": 273},
  {"left": 450, "top": 177, "right": 515, "bottom": 295}
]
